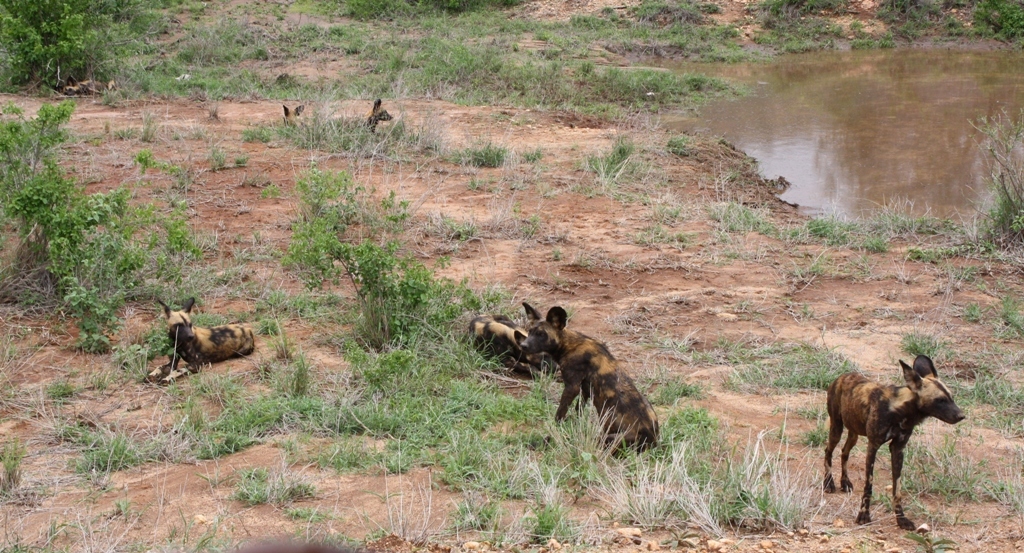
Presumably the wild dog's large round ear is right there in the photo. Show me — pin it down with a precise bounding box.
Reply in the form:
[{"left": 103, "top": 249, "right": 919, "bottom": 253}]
[
  {"left": 283, "top": 105, "right": 289, "bottom": 116},
  {"left": 546, "top": 307, "right": 567, "bottom": 330},
  {"left": 158, "top": 300, "right": 171, "bottom": 318},
  {"left": 373, "top": 98, "right": 382, "bottom": 111},
  {"left": 514, "top": 329, "right": 527, "bottom": 346},
  {"left": 900, "top": 359, "right": 923, "bottom": 389},
  {"left": 295, "top": 105, "right": 305, "bottom": 116},
  {"left": 523, "top": 302, "right": 542, "bottom": 322},
  {"left": 182, "top": 297, "right": 196, "bottom": 313},
  {"left": 913, "top": 354, "right": 937, "bottom": 379}
]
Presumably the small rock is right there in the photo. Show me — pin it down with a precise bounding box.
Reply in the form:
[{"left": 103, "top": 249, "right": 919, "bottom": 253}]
[
  {"left": 706, "top": 540, "right": 722, "bottom": 552},
  {"left": 786, "top": 532, "right": 794, "bottom": 538},
  {"left": 798, "top": 529, "right": 809, "bottom": 536},
  {"left": 720, "top": 539, "right": 734, "bottom": 545},
  {"left": 819, "top": 535, "right": 831, "bottom": 543},
  {"left": 716, "top": 312, "right": 739, "bottom": 322},
  {"left": 464, "top": 542, "right": 481, "bottom": 551},
  {"left": 193, "top": 514, "right": 208, "bottom": 525},
  {"left": 841, "top": 549, "right": 852, "bottom": 553},
  {"left": 645, "top": 541, "right": 660, "bottom": 551},
  {"left": 547, "top": 539, "right": 562, "bottom": 550},
  {"left": 616, "top": 528, "right": 643, "bottom": 538},
  {"left": 886, "top": 548, "right": 901, "bottom": 553},
  {"left": 916, "top": 523, "right": 931, "bottom": 534},
  {"left": 833, "top": 518, "right": 846, "bottom": 528},
  {"left": 760, "top": 540, "right": 774, "bottom": 550}
]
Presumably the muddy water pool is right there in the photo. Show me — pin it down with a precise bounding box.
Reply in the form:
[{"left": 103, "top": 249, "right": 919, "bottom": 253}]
[{"left": 667, "top": 50, "right": 1024, "bottom": 217}]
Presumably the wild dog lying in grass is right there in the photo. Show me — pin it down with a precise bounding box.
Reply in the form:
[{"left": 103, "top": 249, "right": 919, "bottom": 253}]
[
  {"left": 61, "top": 78, "right": 116, "bottom": 96},
  {"left": 469, "top": 303, "right": 556, "bottom": 377},
  {"left": 366, "top": 99, "right": 393, "bottom": 133},
  {"left": 283, "top": 104, "right": 305, "bottom": 125},
  {"left": 823, "top": 355, "right": 965, "bottom": 530},
  {"left": 516, "top": 306, "right": 659, "bottom": 451},
  {"left": 149, "top": 298, "right": 255, "bottom": 384}
]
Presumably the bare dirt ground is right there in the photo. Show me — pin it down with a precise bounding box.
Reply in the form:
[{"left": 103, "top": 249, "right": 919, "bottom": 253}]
[{"left": 2, "top": 2, "right": 1024, "bottom": 552}]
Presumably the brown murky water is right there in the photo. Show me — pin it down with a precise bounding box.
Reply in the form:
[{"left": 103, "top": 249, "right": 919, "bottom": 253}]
[{"left": 668, "top": 50, "right": 1024, "bottom": 217}]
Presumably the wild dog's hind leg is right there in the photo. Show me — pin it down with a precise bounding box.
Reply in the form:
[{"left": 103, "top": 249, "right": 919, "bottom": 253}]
[
  {"left": 839, "top": 432, "right": 859, "bottom": 493},
  {"left": 856, "top": 440, "right": 880, "bottom": 525},
  {"left": 823, "top": 415, "right": 844, "bottom": 493}
]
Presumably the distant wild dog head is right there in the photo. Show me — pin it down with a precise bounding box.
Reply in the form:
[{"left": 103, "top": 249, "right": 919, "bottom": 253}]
[
  {"left": 468, "top": 307, "right": 556, "bottom": 377},
  {"left": 283, "top": 104, "right": 305, "bottom": 125},
  {"left": 823, "top": 354, "right": 964, "bottom": 531},
  {"left": 366, "top": 99, "right": 393, "bottom": 133},
  {"left": 153, "top": 297, "right": 255, "bottom": 384},
  {"left": 159, "top": 297, "right": 197, "bottom": 343}
]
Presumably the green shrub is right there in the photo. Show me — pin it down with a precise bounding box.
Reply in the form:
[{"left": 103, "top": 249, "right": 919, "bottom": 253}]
[
  {"left": 0, "top": 102, "right": 198, "bottom": 352},
  {"left": 0, "top": 0, "right": 158, "bottom": 88},
  {"left": 977, "top": 111, "right": 1024, "bottom": 244},
  {"left": 975, "top": 0, "right": 1024, "bottom": 39},
  {"left": 456, "top": 142, "right": 508, "bottom": 168},
  {"left": 666, "top": 135, "right": 693, "bottom": 157}
]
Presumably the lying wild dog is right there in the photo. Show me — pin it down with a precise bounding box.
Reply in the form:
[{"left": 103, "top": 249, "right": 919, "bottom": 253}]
[
  {"left": 469, "top": 303, "right": 556, "bottom": 377},
  {"left": 283, "top": 104, "right": 304, "bottom": 125},
  {"left": 62, "top": 78, "right": 116, "bottom": 96},
  {"left": 823, "top": 355, "right": 965, "bottom": 530},
  {"left": 516, "top": 306, "right": 659, "bottom": 450},
  {"left": 149, "top": 298, "right": 255, "bottom": 384},
  {"left": 366, "top": 99, "right": 393, "bottom": 133}
]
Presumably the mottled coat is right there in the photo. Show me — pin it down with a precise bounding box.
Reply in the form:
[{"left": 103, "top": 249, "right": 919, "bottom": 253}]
[
  {"left": 366, "top": 99, "right": 393, "bottom": 133},
  {"left": 823, "top": 355, "right": 965, "bottom": 530},
  {"left": 150, "top": 298, "right": 255, "bottom": 383},
  {"left": 517, "top": 306, "right": 659, "bottom": 451},
  {"left": 468, "top": 303, "right": 556, "bottom": 377}
]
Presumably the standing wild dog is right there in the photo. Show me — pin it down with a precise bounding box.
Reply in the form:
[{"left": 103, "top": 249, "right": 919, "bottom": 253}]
[
  {"left": 150, "top": 298, "right": 256, "bottom": 383},
  {"left": 516, "top": 306, "right": 659, "bottom": 451},
  {"left": 823, "top": 355, "right": 965, "bottom": 530},
  {"left": 366, "top": 99, "right": 393, "bottom": 133},
  {"left": 469, "top": 303, "right": 557, "bottom": 377},
  {"left": 283, "top": 104, "right": 305, "bottom": 125}
]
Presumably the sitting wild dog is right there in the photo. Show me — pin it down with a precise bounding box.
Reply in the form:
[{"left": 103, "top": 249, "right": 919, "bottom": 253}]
[
  {"left": 823, "top": 355, "right": 965, "bottom": 530},
  {"left": 366, "top": 99, "right": 393, "bottom": 133},
  {"left": 283, "top": 104, "right": 305, "bottom": 125},
  {"left": 516, "top": 306, "right": 659, "bottom": 451},
  {"left": 62, "top": 78, "right": 116, "bottom": 96},
  {"left": 149, "top": 298, "right": 256, "bottom": 384},
  {"left": 469, "top": 303, "right": 556, "bottom": 377}
]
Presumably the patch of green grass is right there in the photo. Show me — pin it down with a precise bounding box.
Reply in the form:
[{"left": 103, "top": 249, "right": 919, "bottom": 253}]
[
  {"left": 963, "top": 302, "right": 983, "bottom": 323},
  {"left": 452, "top": 494, "right": 503, "bottom": 532},
  {"left": 455, "top": 142, "right": 508, "bottom": 168},
  {"left": 242, "top": 126, "right": 275, "bottom": 143},
  {"left": 317, "top": 437, "right": 382, "bottom": 473},
  {"left": 900, "top": 332, "right": 951, "bottom": 361},
  {"left": 667, "top": 135, "right": 694, "bottom": 157},
  {"left": 903, "top": 434, "right": 987, "bottom": 501},
  {"left": 526, "top": 504, "right": 579, "bottom": 543},
  {"left": 77, "top": 433, "right": 148, "bottom": 474},
  {"left": 633, "top": 225, "right": 690, "bottom": 248},
  {"left": 45, "top": 380, "right": 76, "bottom": 401},
  {"left": 709, "top": 202, "right": 775, "bottom": 234},
  {"left": 1, "top": 439, "right": 25, "bottom": 497},
  {"left": 860, "top": 235, "right": 889, "bottom": 253},
  {"left": 232, "top": 467, "right": 316, "bottom": 506},
  {"left": 586, "top": 137, "right": 636, "bottom": 186},
  {"left": 523, "top": 148, "right": 543, "bottom": 163},
  {"left": 286, "top": 506, "right": 332, "bottom": 523},
  {"left": 800, "top": 421, "right": 829, "bottom": 447},
  {"left": 805, "top": 217, "right": 857, "bottom": 246},
  {"left": 653, "top": 378, "right": 705, "bottom": 405},
  {"left": 997, "top": 296, "right": 1024, "bottom": 338},
  {"left": 730, "top": 342, "right": 856, "bottom": 391}
]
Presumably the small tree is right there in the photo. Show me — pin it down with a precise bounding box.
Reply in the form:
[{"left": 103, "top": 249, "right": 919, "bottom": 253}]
[{"left": 977, "top": 110, "right": 1024, "bottom": 245}]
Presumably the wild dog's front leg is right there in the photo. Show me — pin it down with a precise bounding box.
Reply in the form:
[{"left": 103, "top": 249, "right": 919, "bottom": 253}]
[
  {"left": 890, "top": 437, "right": 916, "bottom": 531},
  {"left": 856, "top": 441, "right": 880, "bottom": 525},
  {"left": 555, "top": 373, "right": 584, "bottom": 422}
]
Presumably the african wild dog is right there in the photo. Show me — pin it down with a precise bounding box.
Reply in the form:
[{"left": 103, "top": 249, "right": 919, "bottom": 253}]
[
  {"left": 61, "top": 78, "right": 116, "bottom": 96},
  {"left": 366, "top": 99, "right": 393, "bottom": 133},
  {"left": 823, "top": 355, "right": 965, "bottom": 530},
  {"left": 150, "top": 298, "right": 256, "bottom": 384},
  {"left": 283, "top": 104, "right": 305, "bottom": 125},
  {"left": 516, "top": 306, "right": 659, "bottom": 451},
  {"left": 469, "top": 303, "right": 556, "bottom": 377}
]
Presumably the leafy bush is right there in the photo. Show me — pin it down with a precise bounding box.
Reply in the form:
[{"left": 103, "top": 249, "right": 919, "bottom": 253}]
[
  {"left": 977, "top": 110, "right": 1024, "bottom": 244},
  {"left": 975, "top": 0, "right": 1024, "bottom": 39},
  {"left": 0, "top": 0, "right": 159, "bottom": 88},
  {"left": 0, "top": 102, "right": 198, "bottom": 352},
  {"left": 285, "top": 166, "right": 475, "bottom": 348}
]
